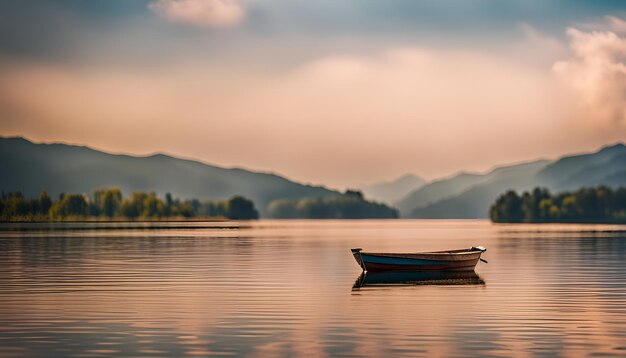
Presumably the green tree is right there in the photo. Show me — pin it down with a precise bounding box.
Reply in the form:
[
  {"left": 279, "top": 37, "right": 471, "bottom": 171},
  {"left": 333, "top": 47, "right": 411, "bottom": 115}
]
[
  {"left": 267, "top": 192, "right": 398, "bottom": 219},
  {"left": 49, "top": 194, "right": 89, "bottom": 219},
  {"left": 165, "top": 192, "right": 174, "bottom": 216},
  {"left": 491, "top": 186, "right": 626, "bottom": 223},
  {"left": 141, "top": 192, "right": 165, "bottom": 217},
  {"left": 490, "top": 190, "right": 523, "bottom": 223},
  {"left": 37, "top": 191, "right": 52, "bottom": 215},
  {"left": 226, "top": 196, "right": 259, "bottom": 220},
  {"left": 1, "top": 192, "right": 29, "bottom": 218},
  {"left": 93, "top": 188, "right": 122, "bottom": 217},
  {"left": 177, "top": 201, "right": 195, "bottom": 217},
  {"left": 120, "top": 198, "right": 139, "bottom": 218},
  {"left": 560, "top": 195, "right": 581, "bottom": 220},
  {"left": 344, "top": 190, "right": 364, "bottom": 199},
  {"left": 1, "top": 189, "right": 261, "bottom": 222}
]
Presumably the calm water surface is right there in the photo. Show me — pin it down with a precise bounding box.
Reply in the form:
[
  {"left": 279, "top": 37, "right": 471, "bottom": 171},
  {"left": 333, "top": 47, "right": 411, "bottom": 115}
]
[{"left": 1, "top": 220, "right": 626, "bottom": 357}]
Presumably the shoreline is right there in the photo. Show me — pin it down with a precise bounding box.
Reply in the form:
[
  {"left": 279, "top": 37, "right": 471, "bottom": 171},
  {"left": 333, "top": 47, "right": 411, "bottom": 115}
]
[{"left": 0, "top": 216, "right": 229, "bottom": 224}]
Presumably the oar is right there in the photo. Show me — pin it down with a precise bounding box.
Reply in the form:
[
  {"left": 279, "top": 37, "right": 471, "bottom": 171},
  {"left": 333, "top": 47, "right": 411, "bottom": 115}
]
[{"left": 480, "top": 258, "right": 488, "bottom": 264}]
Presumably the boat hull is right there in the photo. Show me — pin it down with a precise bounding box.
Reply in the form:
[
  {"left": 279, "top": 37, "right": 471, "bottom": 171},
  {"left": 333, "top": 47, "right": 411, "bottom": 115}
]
[{"left": 351, "top": 248, "right": 485, "bottom": 272}]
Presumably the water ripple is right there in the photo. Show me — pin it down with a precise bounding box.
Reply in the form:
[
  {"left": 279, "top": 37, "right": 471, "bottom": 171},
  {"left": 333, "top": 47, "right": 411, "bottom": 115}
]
[{"left": 1, "top": 220, "right": 625, "bottom": 356}]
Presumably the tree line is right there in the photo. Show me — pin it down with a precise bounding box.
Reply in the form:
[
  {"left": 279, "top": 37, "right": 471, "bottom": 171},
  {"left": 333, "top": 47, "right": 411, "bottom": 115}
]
[
  {"left": 490, "top": 186, "right": 626, "bottom": 223},
  {"left": 268, "top": 190, "right": 399, "bottom": 219},
  {"left": 0, "top": 188, "right": 259, "bottom": 221}
]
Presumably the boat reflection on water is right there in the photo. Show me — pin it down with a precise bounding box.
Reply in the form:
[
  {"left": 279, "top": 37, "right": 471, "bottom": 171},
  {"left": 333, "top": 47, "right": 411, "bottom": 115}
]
[{"left": 352, "top": 270, "right": 485, "bottom": 290}]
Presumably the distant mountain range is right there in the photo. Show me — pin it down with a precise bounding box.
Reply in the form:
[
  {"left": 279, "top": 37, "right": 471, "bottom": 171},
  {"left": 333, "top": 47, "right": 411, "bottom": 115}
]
[
  {"left": 0, "top": 137, "right": 339, "bottom": 217},
  {"left": 3, "top": 136, "right": 626, "bottom": 220},
  {"left": 535, "top": 143, "right": 626, "bottom": 192},
  {"left": 396, "top": 143, "right": 626, "bottom": 218},
  {"left": 362, "top": 174, "right": 426, "bottom": 204}
]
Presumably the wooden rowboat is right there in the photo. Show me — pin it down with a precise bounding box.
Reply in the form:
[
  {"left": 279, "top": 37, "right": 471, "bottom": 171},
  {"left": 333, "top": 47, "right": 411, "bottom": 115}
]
[{"left": 351, "top": 246, "right": 487, "bottom": 272}]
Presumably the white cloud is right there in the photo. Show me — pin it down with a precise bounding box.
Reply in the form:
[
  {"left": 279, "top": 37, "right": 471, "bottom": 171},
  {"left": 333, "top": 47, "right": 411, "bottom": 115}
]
[
  {"left": 149, "top": 0, "right": 244, "bottom": 28},
  {"left": 606, "top": 15, "right": 626, "bottom": 34},
  {"left": 0, "top": 45, "right": 571, "bottom": 187},
  {"left": 553, "top": 17, "right": 626, "bottom": 127},
  {"left": 8, "top": 18, "right": 626, "bottom": 186}
]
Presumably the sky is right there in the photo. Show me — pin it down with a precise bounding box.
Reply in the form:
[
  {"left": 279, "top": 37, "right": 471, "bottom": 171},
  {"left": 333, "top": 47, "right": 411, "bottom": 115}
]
[{"left": 1, "top": 0, "right": 626, "bottom": 189}]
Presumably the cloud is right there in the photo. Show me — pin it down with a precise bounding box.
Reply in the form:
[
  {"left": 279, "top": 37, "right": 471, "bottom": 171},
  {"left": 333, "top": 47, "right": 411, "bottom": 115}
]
[
  {"left": 553, "top": 17, "right": 626, "bottom": 127},
  {"left": 606, "top": 16, "right": 626, "bottom": 34},
  {"left": 149, "top": 0, "right": 244, "bottom": 28},
  {"left": 0, "top": 44, "right": 572, "bottom": 187}
]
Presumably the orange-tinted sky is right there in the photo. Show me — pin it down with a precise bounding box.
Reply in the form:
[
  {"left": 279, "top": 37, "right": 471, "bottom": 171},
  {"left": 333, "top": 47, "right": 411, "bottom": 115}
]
[{"left": 1, "top": 1, "right": 625, "bottom": 189}]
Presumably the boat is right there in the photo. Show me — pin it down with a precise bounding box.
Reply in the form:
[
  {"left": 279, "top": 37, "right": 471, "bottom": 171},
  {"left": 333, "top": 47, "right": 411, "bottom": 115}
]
[
  {"left": 351, "top": 246, "right": 487, "bottom": 272},
  {"left": 352, "top": 270, "right": 485, "bottom": 289}
]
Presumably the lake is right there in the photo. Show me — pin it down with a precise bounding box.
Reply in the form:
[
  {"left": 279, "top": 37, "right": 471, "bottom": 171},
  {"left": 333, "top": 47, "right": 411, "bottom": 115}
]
[{"left": 1, "top": 220, "right": 626, "bottom": 357}]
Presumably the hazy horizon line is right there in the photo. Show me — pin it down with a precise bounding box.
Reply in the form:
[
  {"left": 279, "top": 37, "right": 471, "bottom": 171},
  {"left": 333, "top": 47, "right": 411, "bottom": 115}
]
[{"left": 4, "top": 134, "right": 624, "bottom": 190}]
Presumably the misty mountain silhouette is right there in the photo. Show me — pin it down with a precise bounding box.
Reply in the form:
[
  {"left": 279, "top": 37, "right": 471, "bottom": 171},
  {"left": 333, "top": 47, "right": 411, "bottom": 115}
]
[
  {"left": 4, "top": 137, "right": 626, "bottom": 219},
  {"left": 362, "top": 174, "right": 426, "bottom": 204},
  {"left": 0, "top": 137, "right": 339, "bottom": 217},
  {"left": 397, "top": 143, "right": 626, "bottom": 218}
]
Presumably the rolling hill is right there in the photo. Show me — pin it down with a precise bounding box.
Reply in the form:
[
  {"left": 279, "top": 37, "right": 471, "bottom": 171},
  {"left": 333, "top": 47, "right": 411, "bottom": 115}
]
[
  {"left": 0, "top": 137, "right": 340, "bottom": 217},
  {"left": 362, "top": 174, "right": 426, "bottom": 204},
  {"left": 397, "top": 143, "right": 626, "bottom": 218},
  {"left": 535, "top": 143, "right": 626, "bottom": 191},
  {"left": 409, "top": 160, "right": 549, "bottom": 218},
  {"left": 395, "top": 172, "right": 485, "bottom": 215}
]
